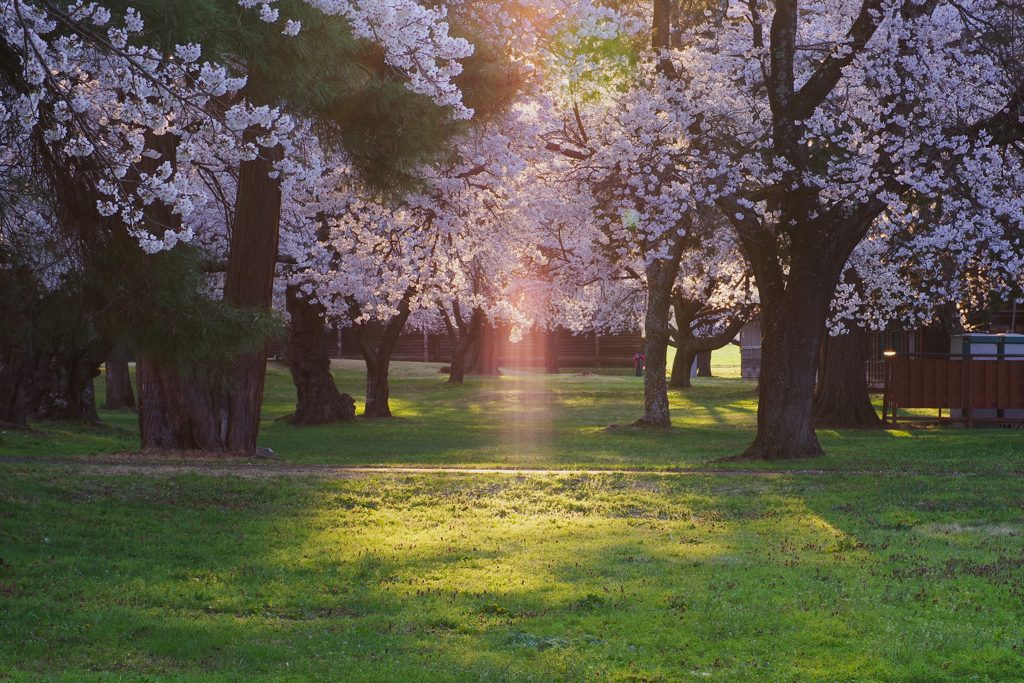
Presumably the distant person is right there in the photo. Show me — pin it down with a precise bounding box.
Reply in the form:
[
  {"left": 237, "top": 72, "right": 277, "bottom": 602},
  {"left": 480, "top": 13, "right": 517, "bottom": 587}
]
[{"left": 633, "top": 351, "right": 646, "bottom": 377}]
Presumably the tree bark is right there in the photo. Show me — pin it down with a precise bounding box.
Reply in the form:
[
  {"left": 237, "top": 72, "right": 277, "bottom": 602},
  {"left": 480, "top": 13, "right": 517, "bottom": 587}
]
[
  {"left": 132, "top": 130, "right": 231, "bottom": 451},
  {"left": 137, "top": 361, "right": 228, "bottom": 450},
  {"left": 220, "top": 129, "right": 283, "bottom": 451},
  {"left": 468, "top": 318, "right": 501, "bottom": 377},
  {"left": 350, "top": 290, "right": 414, "bottom": 418},
  {"left": 634, "top": 238, "right": 686, "bottom": 426},
  {"left": 30, "top": 348, "right": 103, "bottom": 423},
  {"left": 669, "top": 347, "right": 697, "bottom": 389},
  {"left": 104, "top": 340, "right": 135, "bottom": 410},
  {"left": 0, "top": 341, "right": 37, "bottom": 427},
  {"left": 813, "top": 324, "right": 882, "bottom": 428},
  {"left": 696, "top": 350, "right": 712, "bottom": 377},
  {"left": 285, "top": 286, "right": 355, "bottom": 425},
  {"left": 440, "top": 301, "right": 482, "bottom": 384},
  {"left": 729, "top": 203, "right": 880, "bottom": 460},
  {"left": 449, "top": 339, "right": 468, "bottom": 384},
  {"left": 739, "top": 302, "right": 825, "bottom": 459},
  {"left": 636, "top": 282, "right": 673, "bottom": 427}
]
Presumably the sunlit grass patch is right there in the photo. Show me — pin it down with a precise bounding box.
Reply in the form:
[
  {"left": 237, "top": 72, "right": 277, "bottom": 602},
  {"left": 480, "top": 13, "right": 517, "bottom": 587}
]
[{"left": 3, "top": 468, "right": 1024, "bottom": 681}]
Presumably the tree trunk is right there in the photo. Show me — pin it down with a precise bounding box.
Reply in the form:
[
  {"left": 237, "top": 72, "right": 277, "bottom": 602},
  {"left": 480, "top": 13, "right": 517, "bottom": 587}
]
[
  {"left": 449, "top": 339, "right": 468, "bottom": 383},
  {"left": 695, "top": 350, "right": 712, "bottom": 377},
  {"left": 669, "top": 346, "right": 696, "bottom": 389},
  {"left": 440, "top": 302, "right": 481, "bottom": 384},
  {"left": 104, "top": 341, "right": 135, "bottom": 410},
  {"left": 364, "top": 361, "right": 393, "bottom": 418},
  {"left": 137, "top": 361, "right": 227, "bottom": 450},
  {"left": 668, "top": 298, "right": 749, "bottom": 389},
  {"left": 285, "top": 286, "right": 355, "bottom": 425},
  {"left": 634, "top": 230, "right": 687, "bottom": 427},
  {"left": 813, "top": 324, "right": 882, "bottom": 428},
  {"left": 31, "top": 349, "right": 103, "bottom": 423},
  {"left": 472, "top": 320, "right": 501, "bottom": 376},
  {"left": 350, "top": 290, "right": 414, "bottom": 418},
  {"left": 0, "top": 341, "right": 37, "bottom": 427},
  {"left": 738, "top": 304, "right": 825, "bottom": 460},
  {"left": 635, "top": 283, "right": 673, "bottom": 427},
  {"left": 132, "top": 130, "right": 232, "bottom": 452},
  {"left": 545, "top": 328, "right": 560, "bottom": 374},
  {"left": 221, "top": 130, "right": 283, "bottom": 452}
]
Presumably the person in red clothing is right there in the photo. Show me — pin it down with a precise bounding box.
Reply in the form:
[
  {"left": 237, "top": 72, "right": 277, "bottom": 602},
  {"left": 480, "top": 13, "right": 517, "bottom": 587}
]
[{"left": 633, "top": 351, "right": 646, "bottom": 377}]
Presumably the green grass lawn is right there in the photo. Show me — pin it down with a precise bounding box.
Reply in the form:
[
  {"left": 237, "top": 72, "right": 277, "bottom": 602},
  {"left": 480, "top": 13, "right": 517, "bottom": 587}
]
[
  {"left": 4, "top": 361, "right": 1020, "bottom": 474},
  {"left": 2, "top": 362, "right": 1024, "bottom": 681}
]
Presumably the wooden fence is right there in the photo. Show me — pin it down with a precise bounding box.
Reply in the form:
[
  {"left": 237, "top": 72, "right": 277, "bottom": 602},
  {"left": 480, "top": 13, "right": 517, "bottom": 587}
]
[{"left": 883, "top": 354, "right": 1024, "bottom": 428}]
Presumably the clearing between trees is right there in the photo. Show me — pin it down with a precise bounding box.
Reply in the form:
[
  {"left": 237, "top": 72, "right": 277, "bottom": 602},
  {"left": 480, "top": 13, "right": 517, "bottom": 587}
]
[{"left": 2, "top": 366, "right": 1023, "bottom": 681}]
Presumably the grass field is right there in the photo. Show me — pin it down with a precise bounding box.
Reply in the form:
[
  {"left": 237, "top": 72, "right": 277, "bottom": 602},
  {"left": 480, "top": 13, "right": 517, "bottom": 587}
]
[{"left": 2, "top": 362, "right": 1024, "bottom": 681}]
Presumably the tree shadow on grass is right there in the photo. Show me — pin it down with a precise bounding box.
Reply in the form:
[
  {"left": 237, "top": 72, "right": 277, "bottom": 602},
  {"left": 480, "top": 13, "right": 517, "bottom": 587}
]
[{"left": 9, "top": 467, "right": 1023, "bottom": 681}]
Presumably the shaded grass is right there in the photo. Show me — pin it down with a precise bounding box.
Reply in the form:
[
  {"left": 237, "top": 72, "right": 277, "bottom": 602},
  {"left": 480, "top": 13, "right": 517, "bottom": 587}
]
[
  {"left": 3, "top": 360, "right": 1024, "bottom": 680},
  {"left": 2, "top": 361, "right": 1023, "bottom": 476},
  {"left": 2, "top": 466, "right": 1024, "bottom": 681}
]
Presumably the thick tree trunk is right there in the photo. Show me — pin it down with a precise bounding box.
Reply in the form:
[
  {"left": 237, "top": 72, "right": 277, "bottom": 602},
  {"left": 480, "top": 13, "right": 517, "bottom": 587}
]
[
  {"left": 669, "top": 347, "right": 696, "bottom": 389},
  {"left": 739, "top": 305, "right": 825, "bottom": 460},
  {"left": 31, "top": 349, "right": 103, "bottom": 423},
  {"left": 695, "top": 350, "right": 713, "bottom": 377},
  {"left": 285, "top": 286, "right": 355, "bottom": 425},
  {"left": 104, "top": 341, "right": 135, "bottom": 410},
  {"left": 636, "top": 285, "right": 673, "bottom": 427},
  {"left": 813, "top": 324, "right": 882, "bottom": 428},
  {"left": 449, "top": 340, "right": 468, "bottom": 384},
  {"left": 351, "top": 290, "right": 414, "bottom": 418},
  {"left": 131, "top": 130, "right": 235, "bottom": 452},
  {"left": 731, "top": 217, "right": 872, "bottom": 460},
  {"left": 364, "top": 361, "right": 393, "bottom": 418},
  {"left": 137, "top": 361, "right": 227, "bottom": 450},
  {"left": 0, "top": 341, "right": 37, "bottom": 427},
  {"left": 221, "top": 130, "right": 283, "bottom": 452},
  {"left": 471, "top": 321, "right": 501, "bottom": 376}
]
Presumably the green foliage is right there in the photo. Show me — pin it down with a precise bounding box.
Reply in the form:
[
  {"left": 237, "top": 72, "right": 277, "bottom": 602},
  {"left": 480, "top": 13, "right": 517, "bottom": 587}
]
[
  {"left": 0, "top": 235, "right": 280, "bottom": 371},
  {"left": 549, "top": 23, "right": 638, "bottom": 105},
  {"left": 95, "top": 243, "right": 283, "bottom": 369},
  {"left": 117, "top": 0, "right": 528, "bottom": 195}
]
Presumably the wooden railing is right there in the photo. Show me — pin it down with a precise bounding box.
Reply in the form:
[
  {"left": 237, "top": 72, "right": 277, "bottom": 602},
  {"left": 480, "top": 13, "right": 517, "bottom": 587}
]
[{"left": 882, "top": 353, "right": 1024, "bottom": 428}]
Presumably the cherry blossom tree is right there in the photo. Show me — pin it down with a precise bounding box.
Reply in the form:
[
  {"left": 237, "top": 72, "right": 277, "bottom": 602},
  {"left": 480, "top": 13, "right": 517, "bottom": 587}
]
[
  {"left": 550, "top": 0, "right": 1024, "bottom": 457},
  {"left": 668, "top": 230, "right": 755, "bottom": 388}
]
